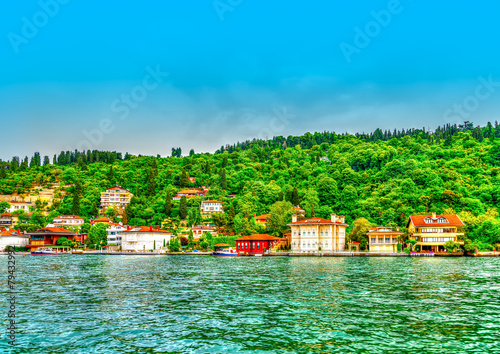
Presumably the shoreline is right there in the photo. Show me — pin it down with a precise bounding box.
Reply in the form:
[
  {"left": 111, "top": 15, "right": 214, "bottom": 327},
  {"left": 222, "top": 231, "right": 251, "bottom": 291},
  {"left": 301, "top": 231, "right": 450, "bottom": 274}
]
[{"left": 1, "top": 252, "right": 498, "bottom": 257}]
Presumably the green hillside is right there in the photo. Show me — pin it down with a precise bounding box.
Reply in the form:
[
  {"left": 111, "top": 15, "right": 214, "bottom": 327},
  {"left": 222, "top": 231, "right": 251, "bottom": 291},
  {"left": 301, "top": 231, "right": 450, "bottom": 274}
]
[{"left": 1, "top": 122, "right": 500, "bottom": 250}]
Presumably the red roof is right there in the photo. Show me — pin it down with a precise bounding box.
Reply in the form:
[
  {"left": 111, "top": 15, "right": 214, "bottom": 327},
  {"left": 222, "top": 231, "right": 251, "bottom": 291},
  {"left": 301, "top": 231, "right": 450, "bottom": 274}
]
[
  {"left": 0, "top": 230, "right": 25, "bottom": 237},
  {"left": 202, "top": 200, "right": 222, "bottom": 204},
  {"left": 1, "top": 213, "right": 11, "bottom": 217},
  {"left": 408, "top": 214, "right": 464, "bottom": 227},
  {"left": 288, "top": 217, "right": 348, "bottom": 226},
  {"left": 91, "top": 217, "right": 113, "bottom": 223},
  {"left": 235, "top": 234, "right": 281, "bottom": 241},
  {"left": 367, "top": 227, "right": 403, "bottom": 235},
  {"left": 255, "top": 214, "right": 269, "bottom": 220},
  {"left": 34, "top": 227, "right": 77, "bottom": 235}
]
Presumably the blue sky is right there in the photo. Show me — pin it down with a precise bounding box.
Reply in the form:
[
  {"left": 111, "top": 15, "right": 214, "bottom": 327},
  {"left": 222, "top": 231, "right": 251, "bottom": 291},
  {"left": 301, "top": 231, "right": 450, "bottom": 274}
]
[{"left": 1, "top": 0, "right": 500, "bottom": 159}]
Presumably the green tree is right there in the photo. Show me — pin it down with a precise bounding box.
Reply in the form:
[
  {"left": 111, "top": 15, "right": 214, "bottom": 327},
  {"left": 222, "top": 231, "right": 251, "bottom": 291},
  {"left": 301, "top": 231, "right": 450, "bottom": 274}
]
[
  {"left": 348, "top": 218, "right": 374, "bottom": 250},
  {"left": 0, "top": 201, "right": 10, "bottom": 214},
  {"left": 179, "top": 196, "right": 188, "bottom": 220},
  {"left": 72, "top": 179, "right": 83, "bottom": 216},
  {"left": 165, "top": 191, "right": 172, "bottom": 217},
  {"left": 267, "top": 201, "right": 295, "bottom": 236},
  {"left": 180, "top": 169, "right": 189, "bottom": 187},
  {"left": 89, "top": 223, "right": 108, "bottom": 247}
]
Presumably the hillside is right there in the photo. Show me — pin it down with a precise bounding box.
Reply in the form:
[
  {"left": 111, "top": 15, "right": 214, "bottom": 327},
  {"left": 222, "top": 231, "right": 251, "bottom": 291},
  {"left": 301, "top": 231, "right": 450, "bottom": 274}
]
[{"left": 1, "top": 122, "right": 500, "bottom": 249}]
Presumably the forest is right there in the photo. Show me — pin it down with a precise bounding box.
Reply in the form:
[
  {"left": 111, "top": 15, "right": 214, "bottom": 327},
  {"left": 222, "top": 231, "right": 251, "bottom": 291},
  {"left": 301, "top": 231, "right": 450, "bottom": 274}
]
[{"left": 1, "top": 121, "right": 499, "bottom": 250}]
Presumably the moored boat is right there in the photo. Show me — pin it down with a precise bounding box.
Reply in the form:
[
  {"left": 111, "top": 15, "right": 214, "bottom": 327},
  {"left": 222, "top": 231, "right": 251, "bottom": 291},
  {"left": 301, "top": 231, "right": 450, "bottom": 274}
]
[
  {"left": 31, "top": 247, "right": 58, "bottom": 256},
  {"left": 212, "top": 243, "right": 238, "bottom": 257}
]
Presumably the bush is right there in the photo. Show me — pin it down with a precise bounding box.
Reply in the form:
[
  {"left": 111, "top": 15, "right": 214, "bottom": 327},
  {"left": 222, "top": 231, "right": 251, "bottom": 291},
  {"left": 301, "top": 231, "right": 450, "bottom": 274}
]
[{"left": 403, "top": 247, "right": 410, "bottom": 254}]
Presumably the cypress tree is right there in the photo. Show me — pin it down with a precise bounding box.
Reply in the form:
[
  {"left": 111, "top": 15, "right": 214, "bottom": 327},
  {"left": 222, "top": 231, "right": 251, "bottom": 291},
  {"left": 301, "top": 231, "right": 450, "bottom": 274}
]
[
  {"left": 292, "top": 187, "right": 300, "bottom": 206},
  {"left": 220, "top": 169, "right": 227, "bottom": 190},
  {"left": 165, "top": 191, "right": 172, "bottom": 217},
  {"left": 179, "top": 196, "right": 188, "bottom": 220},
  {"left": 180, "top": 169, "right": 189, "bottom": 187},
  {"left": 72, "top": 180, "right": 82, "bottom": 215}
]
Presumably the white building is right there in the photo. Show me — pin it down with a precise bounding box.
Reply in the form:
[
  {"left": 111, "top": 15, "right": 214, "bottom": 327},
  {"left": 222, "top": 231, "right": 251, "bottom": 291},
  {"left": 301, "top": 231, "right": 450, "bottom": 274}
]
[
  {"left": 106, "top": 223, "right": 127, "bottom": 246},
  {"left": 121, "top": 226, "right": 173, "bottom": 252},
  {"left": 200, "top": 200, "right": 224, "bottom": 217},
  {"left": 0, "top": 229, "right": 30, "bottom": 250},
  {"left": 52, "top": 215, "right": 84, "bottom": 227},
  {"left": 6, "top": 202, "right": 34, "bottom": 213},
  {"left": 288, "top": 214, "right": 349, "bottom": 253}
]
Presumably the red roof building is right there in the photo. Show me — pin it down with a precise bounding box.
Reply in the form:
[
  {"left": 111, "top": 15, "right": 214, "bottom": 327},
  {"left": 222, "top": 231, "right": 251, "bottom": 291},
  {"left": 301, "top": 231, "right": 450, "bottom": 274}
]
[
  {"left": 26, "top": 227, "right": 77, "bottom": 251},
  {"left": 235, "top": 234, "right": 281, "bottom": 255}
]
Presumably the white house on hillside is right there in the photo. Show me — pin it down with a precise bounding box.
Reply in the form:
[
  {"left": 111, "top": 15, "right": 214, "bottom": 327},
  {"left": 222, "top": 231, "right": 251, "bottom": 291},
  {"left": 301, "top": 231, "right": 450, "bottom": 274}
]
[{"left": 121, "top": 226, "right": 173, "bottom": 252}]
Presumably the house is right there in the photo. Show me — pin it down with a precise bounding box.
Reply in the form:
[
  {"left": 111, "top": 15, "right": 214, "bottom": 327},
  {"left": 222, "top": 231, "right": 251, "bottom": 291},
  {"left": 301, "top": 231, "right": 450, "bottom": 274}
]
[
  {"left": 200, "top": 200, "right": 224, "bottom": 218},
  {"left": 106, "top": 223, "right": 127, "bottom": 246},
  {"left": 0, "top": 213, "right": 13, "bottom": 230},
  {"left": 172, "top": 188, "right": 207, "bottom": 200},
  {"left": 7, "top": 202, "right": 34, "bottom": 213},
  {"left": 90, "top": 216, "right": 114, "bottom": 225},
  {"left": 52, "top": 215, "right": 84, "bottom": 228},
  {"left": 288, "top": 214, "right": 349, "bottom": 253},
  {"left": 26, "top": 227, "right": 77, "bottom": 252},
  {"left": 121, "top": 226, "right": 173, "bottom": 252},
  {"left": 100, "top": 185, "right": 133, "bottom": 216},
  {"left": 235, "top": 234, "right": 281, "bottom": 255},
  {"left": 0, "top": 229, "right": 30, "bottom": 250},
  {"left": 367, "top": 226, "right": 403, "bottom": 253},
  {"left": 254, "top": 214, "right": 269, "bottom": 228},
  {"left": 191, "top": 225, "right": 217, "bottom": 239},
  {"left": 293, "top": 206, "right": 306, "bottom": 217},
  {"left": 407, "top": 213, "right": 465, "bottom": 253}
]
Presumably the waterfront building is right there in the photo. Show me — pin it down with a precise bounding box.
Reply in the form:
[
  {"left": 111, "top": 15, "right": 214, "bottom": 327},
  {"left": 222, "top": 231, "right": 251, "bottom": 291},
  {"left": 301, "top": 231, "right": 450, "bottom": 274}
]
[
  {"left": 106, "top": 223, "right": 127, "bottom": 246},
  {"left": 100, "top": 185, "right": 133, "bottom": 216},
  {"left": 288, "top": 214, "right": 349, "bottom": 252},
  {"left": 26, "top": 227, "right": 76, "bottom": 251},
  {"left": 367, "top": 226, "right": 403, "bottom": 253},
  {"left": 200, "top": 200, "right": 224, "bottom": 218},
  {"left": 121, "top": 226, "right": 173, "bottom": 252},
  {"left": 0, "top": 229, "right": 29, "bottom": 250},
  {"left": 191, "top": 225, "right": 217, "bottom": 239},
  {"left": 407, "top": 213, "right": 465, "bottom": 252},
  {"left": 235, "top": 234, "right": 281, "bottom": 255},
  {"left": 52, "top": 215, "right": 84, "bottom": 228},
  {"left": 0, "top": 213, "right": 13, "bottom": 230},
  {"left": 254, "top": 214, "right": 269, "bottom": 228}
]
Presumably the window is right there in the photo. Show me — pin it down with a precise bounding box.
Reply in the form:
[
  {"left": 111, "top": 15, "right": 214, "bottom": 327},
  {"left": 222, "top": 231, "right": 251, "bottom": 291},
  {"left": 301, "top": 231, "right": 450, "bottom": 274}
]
[{"left": 257, "top": 243, "right": 260, "bottom": 249}]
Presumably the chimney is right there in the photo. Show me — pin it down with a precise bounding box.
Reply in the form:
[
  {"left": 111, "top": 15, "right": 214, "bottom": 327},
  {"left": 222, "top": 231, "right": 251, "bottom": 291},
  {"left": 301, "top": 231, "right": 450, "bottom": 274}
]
[
  {"left": 149, "top": 225, "right": 153, "bottom": 232},
  {"left": 432, "top": 212, "right": 436, "bottom": 219},
  {"left": 127, "top": 226, "right": 131, "bottom": 231},
  {"left": 331, "top": 213, "right": 338, "bottom": 223},
  {"left": 156, "top": 226, "right": 160, "bottom": 231},
  {"left": 292, "top": 214, "right": 297, "bottom": 223}
]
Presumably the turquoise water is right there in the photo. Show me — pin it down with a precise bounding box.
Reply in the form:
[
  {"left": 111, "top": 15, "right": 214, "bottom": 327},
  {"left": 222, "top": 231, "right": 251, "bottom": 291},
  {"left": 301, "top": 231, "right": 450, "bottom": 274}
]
[{"left": 2, "top": 256, "right": 500, "bottom": 353}]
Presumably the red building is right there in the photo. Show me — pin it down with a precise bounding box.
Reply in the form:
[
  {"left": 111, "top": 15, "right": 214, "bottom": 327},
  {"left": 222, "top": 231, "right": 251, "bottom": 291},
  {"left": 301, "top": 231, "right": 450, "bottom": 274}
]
[
  {"left": 235, "top": 234, "right": 281, "bottom": 255},
  {"left": 26, "top": 227, "right": 77, "bottom": 251}
]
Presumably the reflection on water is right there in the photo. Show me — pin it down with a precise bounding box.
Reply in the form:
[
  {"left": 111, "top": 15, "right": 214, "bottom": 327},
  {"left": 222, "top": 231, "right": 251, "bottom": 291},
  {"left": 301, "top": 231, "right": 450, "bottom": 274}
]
[{"left": 2, "top": 256, "right": 499, "bottom": 353}]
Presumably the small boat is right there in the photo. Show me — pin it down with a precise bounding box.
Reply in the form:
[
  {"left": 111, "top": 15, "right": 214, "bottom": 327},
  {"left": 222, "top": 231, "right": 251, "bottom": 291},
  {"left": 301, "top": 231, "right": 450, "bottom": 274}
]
[
  {"left": 31, "top": 247, "right": 58, "bottom": 256},
  {"left": 212, "top": 243, "right": 238, "bottom": 257}
]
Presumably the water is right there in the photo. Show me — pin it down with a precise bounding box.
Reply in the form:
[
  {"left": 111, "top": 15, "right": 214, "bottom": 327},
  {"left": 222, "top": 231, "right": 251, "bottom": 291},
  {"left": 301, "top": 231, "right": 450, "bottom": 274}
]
[{"left": 2, "top": 256, "right": 500, "bottom": 353}]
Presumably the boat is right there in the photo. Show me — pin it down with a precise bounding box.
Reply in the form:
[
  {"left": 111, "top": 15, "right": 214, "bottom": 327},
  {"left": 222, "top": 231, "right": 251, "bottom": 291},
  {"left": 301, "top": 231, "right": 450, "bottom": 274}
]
[
  {"left": 212, "top": 243, "right": 238, "bottom": 257},
  {"left": 31, "top": 247, "right": 58, "bottom": 256}
]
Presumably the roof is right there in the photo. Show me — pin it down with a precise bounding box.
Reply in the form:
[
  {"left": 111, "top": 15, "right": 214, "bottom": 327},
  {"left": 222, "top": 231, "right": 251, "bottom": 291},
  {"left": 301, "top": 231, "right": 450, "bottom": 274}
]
[
  {"left": 201, "top": 200, "right": 222, "bottom": 204},
  {"left": 288, "top": 217, "right": 349, "bottom": 226},
  {"left": 213, "top": 243, "right": 231, "bottom": 247},
  {"left": 31, "top": 227, "right": 77, "bottom": 235},
  {"left": 235, "top": 234, "right": 281, "bottom": 241},
  {"left": 8, "top": 201, "right": 34, "bottom": 205},
  {"left": 349, "top": 241, "right": 360, "bottom": 244},
  {"left": 122, "top": 226, "right": 172, "bottom": 233},
  {"left": 407, "top": 214, "right": 464, "bottom": 228},
  {"left": 91, "top": 217, "right": 113, "bottom": 223},
  {"left": 54, "top": 215, "right": 84, "bottom": 220},
  {"left": 0, "top": 230, "right": 27, "bottom": 237},
  {"left": 192, "top": 225, "right": 216, "bottom": 230},
  {"left": 105, "top": 185, "right": 131, "bottom": 193},
  {"left": 255, "top": 214, "right": 269, "bottom": 220},
  {"left": 367, "top": 227, "right": 403, "bottom": 235},
  {"left": 294, "top": 206, "right": 305, "bottom": 211},
  {"left": 1, "top": 213, "right": 12, "bottom": 217}
]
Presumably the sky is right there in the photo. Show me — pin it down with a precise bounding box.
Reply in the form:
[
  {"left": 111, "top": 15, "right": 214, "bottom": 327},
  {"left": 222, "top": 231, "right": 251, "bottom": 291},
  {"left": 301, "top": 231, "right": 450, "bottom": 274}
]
[{"left": 1, "top": 0, "right": 500, "bottom": 160}]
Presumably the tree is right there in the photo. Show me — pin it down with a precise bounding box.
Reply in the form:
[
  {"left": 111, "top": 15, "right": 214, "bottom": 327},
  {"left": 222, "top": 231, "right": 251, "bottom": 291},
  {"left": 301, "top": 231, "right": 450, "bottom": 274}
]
[
  {"left": 72, "top": 180, "right": 83, "bottom": 216},
  {"left": 180, "top": 236, "right": 188, "bottom": 246},
  {"left": 88, "top": 223, "right": 108, "bottom": 246},
  {"left": 443, "top": 240, "right": 460, "bottom": 253},
  {"left": 0, "top": 201, "right": 10, "bottom": 214},
  {"left": 165, "top": 191, "right": 172, "bottom": 217},
  {"left": 267, "top": 201, "right": 295, "bottom": 236},
  {"left": 180, "top": 169, "right": 190, "bottom": 187},
  {"left": 106, "top": 208, "right": 118, "bottom": 221},
  {"left": 291, "top": 187, "right": 300, "bottom": 206},
  {"left": 220, "top": 169, "right": 227, "bottom": 190},
  {"left": 179, "top": 197, "right": 188, "bottom": 219},
  {"left": 348, "top": 218, "right": 374, "bottom": 250},
  {"left": 80, "top": 223, "right": 91, "bottom": 234}
]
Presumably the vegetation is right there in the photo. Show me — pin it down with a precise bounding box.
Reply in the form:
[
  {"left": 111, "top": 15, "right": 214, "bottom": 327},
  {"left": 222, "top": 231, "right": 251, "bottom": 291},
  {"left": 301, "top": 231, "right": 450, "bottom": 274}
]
[{"left": 1, "top": 122, "right": 500, "bottom": 250}]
